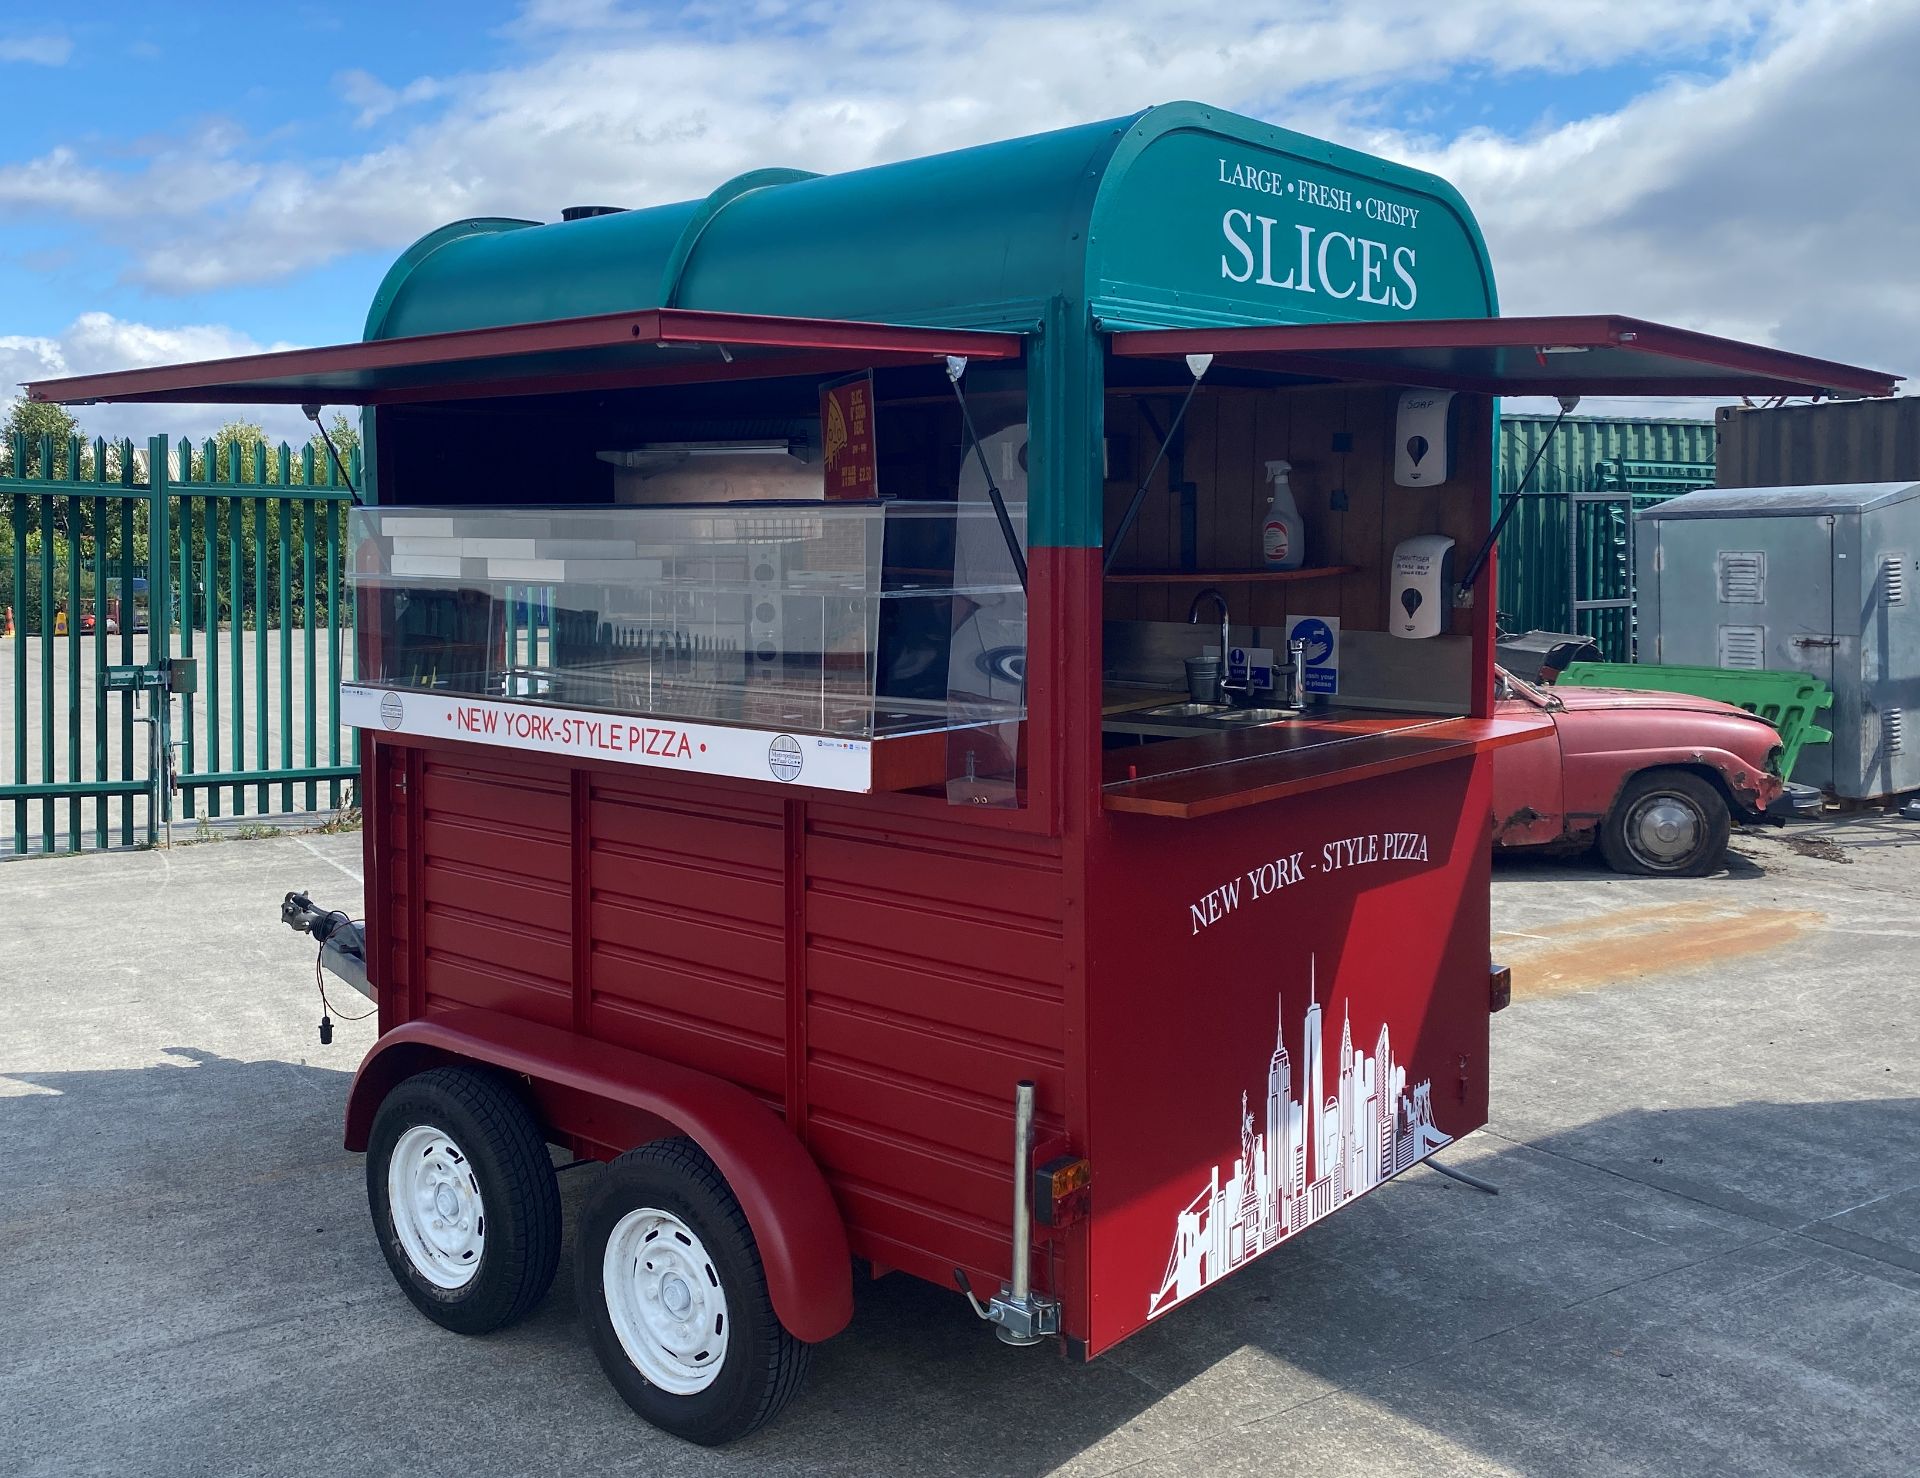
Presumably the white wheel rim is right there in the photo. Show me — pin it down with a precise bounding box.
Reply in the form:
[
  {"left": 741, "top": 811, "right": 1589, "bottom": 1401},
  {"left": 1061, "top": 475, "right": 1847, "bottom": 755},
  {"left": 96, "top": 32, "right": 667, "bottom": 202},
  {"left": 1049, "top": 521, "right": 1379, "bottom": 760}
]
[
  {"left": 603, "top": 1207, "right": 729, "bottom": 1395},
  {"left": 387, "top": 1124, "right": 486, "bottom": 1290}
]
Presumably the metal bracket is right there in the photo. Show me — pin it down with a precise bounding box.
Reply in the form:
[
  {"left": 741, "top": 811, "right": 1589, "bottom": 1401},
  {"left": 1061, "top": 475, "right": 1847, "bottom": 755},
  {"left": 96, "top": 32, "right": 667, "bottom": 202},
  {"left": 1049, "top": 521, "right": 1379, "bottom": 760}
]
[{"left": 954, "top": 1269, "right": 1061, "bottom": 1346}]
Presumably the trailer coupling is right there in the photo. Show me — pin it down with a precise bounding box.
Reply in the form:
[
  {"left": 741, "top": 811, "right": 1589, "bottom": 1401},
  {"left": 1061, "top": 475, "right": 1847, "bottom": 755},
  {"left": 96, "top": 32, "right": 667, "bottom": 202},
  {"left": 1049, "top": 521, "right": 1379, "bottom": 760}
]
[
  {"left": 955, "top": 1080, "right": 1062, "bottom": 1346},
  {"left": 281, "top": 890, "right": 373, "bottom": 1004}
]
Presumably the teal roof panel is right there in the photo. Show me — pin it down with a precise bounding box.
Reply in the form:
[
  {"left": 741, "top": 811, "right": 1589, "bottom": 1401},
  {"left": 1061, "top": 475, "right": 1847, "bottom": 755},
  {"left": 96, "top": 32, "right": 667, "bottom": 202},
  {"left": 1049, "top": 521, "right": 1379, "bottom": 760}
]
[{"left": 366, "top": 104, "right": 1500, "bottom": 344}]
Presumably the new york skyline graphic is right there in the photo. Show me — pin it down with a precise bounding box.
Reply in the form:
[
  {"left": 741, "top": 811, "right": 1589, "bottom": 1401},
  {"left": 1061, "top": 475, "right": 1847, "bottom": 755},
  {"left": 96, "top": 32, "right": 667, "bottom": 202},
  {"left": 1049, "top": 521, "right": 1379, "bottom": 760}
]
[{"left": 1148, "top": 958, "right": 1451, "bottom": 1318}]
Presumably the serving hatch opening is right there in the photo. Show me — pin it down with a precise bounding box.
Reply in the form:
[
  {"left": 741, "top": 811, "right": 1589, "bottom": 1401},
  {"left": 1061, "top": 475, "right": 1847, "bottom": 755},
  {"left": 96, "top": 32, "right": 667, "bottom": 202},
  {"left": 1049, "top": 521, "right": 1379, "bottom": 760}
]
[{"left": 1109, "top": 314, "right": 1901, "bottom": 400}]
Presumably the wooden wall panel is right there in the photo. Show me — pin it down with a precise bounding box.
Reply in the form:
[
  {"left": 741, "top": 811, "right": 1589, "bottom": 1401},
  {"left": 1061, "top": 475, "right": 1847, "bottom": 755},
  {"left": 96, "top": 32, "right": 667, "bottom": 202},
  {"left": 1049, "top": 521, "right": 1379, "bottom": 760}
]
[
  {"left": 1101, "top": 384, "right": 1491, "bottom": 639},
  {"left": 1345, "top": 388, "right": 1396, "bottom": 631}
]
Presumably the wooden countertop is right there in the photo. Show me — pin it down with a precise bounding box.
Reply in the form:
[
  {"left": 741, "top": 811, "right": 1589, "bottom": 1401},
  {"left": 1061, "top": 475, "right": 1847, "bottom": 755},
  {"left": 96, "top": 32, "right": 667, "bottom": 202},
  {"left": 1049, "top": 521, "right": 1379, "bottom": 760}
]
[{"left": 1101, "top": 710, "right": 1552, "bottom": 819}]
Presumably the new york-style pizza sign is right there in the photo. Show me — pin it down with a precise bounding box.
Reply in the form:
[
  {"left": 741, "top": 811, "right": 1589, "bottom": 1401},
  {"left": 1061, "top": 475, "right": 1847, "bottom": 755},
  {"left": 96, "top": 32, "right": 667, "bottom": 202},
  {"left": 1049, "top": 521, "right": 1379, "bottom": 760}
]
[
  {"left": 339, "top": 684, "right": 876, "bottom": 792},
  {"left": 1189, "top": 830, "right": 1434, "bottom": 937}
]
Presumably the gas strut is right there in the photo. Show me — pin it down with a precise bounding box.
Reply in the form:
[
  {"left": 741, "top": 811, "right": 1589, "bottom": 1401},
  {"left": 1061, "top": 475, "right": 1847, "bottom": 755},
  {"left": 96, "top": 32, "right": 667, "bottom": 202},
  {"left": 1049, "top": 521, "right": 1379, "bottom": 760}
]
[
  {"left": 945, "top": 356, "right": 1028, "bottom": 591},
  {"left": 1455, "top": 392, "right": 1580, "bottom": 601},
  {"left": 1105, "top": 353, "right": 1214, "bottom": 576}
]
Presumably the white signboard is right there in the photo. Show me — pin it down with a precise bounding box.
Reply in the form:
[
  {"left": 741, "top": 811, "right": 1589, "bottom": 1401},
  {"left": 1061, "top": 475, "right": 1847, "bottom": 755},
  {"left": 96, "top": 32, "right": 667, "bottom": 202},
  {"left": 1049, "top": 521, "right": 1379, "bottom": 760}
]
[{"left": 340, "top": 685, "right": 876, "bottom": 792}]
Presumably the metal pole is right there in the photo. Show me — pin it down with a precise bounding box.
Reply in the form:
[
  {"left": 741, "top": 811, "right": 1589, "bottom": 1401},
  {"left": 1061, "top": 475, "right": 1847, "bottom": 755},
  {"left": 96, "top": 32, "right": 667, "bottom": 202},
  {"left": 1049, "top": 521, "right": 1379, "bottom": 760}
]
[{"left": 1008, "top": 1080, "right": 1035, "bottom": 1309}]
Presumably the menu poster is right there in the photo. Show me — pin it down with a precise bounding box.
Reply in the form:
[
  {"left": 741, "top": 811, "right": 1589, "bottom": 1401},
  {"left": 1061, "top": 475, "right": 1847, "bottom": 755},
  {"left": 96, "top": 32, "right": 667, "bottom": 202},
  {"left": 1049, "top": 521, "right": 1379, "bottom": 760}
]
[{"left": 820, "top": 372, "right": 878, "bottom": 501}]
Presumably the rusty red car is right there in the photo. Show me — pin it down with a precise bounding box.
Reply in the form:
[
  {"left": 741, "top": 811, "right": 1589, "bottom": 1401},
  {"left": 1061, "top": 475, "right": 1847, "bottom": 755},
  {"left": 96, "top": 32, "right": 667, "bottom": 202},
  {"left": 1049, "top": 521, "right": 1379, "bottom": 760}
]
[{"left": 1492, "top": 667, "right": 1785, "bottom": 876}]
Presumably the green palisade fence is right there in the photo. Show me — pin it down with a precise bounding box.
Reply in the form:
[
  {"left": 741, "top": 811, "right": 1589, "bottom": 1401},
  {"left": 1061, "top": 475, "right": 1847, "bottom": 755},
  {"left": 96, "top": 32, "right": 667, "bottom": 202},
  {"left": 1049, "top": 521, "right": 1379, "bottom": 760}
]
[
  {"left": 1495, "top": 416, "right": 1716, "bottom": 660},
  {"left": 2, "top": 433, "right": 360, "bottom": 856}
]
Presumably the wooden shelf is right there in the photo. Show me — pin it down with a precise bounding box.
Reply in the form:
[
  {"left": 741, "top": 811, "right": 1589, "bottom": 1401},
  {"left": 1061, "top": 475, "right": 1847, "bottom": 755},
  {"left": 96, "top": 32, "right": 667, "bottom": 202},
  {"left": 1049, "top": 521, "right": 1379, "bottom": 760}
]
[{"left": 1104, "top": 565, "right": 1358, "bottom": 585}]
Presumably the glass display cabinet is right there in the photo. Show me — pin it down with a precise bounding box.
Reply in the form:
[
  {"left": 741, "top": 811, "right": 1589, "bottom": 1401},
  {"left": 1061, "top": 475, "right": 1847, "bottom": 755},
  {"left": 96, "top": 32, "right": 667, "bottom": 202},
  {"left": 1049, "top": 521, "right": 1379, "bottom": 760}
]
[{"left": 347, "top": 501, "right": 1028, "bottom": 799}]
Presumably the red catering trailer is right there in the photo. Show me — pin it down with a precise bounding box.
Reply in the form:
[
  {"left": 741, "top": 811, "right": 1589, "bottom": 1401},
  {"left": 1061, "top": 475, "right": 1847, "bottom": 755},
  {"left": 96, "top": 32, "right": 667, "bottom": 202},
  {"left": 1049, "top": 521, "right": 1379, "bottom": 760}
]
[{"left": 30, "top": 103, "right": 1898, "bottom": 1445}]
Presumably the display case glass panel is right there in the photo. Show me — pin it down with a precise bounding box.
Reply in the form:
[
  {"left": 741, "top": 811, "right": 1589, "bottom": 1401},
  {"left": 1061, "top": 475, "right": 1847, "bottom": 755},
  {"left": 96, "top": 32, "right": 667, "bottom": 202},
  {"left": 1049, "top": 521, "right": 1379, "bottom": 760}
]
[{"left": 345, "top": 502, "right": 1027, "bottom": 798}]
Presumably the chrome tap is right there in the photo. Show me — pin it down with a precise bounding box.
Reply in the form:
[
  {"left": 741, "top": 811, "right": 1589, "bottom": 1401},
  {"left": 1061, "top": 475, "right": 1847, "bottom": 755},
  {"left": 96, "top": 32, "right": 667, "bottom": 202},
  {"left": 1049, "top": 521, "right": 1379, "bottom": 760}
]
[
  {"left": 1187, "top": 588, "right": 1244, "bottom": 703},
  {"left": 1285, "top": 636, "right": 1307, "bottom": 708}
]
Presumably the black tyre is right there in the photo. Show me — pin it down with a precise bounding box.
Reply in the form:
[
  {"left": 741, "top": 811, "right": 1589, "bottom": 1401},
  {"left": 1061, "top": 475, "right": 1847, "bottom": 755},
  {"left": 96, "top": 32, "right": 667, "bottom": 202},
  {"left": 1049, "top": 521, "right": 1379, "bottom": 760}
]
[
  {"left": 576, "top": 1138, "right": 810, "bottom": 1446},
  {"left": 366, "top": 1065, "right": 562, "bottom": 1334},
  {"left": 1598, "top": 767, "right": 1731, "bottom": 877}
]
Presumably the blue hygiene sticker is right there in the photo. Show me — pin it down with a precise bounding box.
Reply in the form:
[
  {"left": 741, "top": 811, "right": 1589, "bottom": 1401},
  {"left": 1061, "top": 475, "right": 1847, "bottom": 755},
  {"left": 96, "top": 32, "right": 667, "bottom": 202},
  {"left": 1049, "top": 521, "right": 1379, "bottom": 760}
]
[
  {"left": 1292, "top": 619, "right": 1335, "bottom": 665},
  {"left": 1288, "top": 616, "right": 1340, "bottom": 695}
]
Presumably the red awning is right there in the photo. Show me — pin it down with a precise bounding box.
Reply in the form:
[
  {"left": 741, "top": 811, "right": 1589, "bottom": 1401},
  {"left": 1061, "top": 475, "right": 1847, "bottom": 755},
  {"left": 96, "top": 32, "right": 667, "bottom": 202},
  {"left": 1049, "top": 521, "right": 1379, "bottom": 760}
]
[
  {"left": 1110, "top": 315, "right": 1900, "bottom": 399},
  {"left": 24, "top": 308, "right": 1025, "bottom": 407}
]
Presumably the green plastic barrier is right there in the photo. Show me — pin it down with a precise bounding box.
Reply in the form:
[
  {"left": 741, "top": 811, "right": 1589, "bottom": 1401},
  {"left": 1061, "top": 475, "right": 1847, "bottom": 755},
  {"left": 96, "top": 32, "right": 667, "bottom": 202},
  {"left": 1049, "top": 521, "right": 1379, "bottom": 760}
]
[{"left": 1557, "top": 662, "right": 1834, "bottom": 783}]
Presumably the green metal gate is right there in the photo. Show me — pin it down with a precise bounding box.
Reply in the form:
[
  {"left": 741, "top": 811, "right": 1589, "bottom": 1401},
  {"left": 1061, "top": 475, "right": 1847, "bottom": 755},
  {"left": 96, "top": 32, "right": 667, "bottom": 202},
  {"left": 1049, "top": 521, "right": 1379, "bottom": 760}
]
[
  {"left": 1495, "top": 416, "right": 1716, "bottom": 660},
  {"left": 2, "top": 433, "right": 359, "bottom": 856}
]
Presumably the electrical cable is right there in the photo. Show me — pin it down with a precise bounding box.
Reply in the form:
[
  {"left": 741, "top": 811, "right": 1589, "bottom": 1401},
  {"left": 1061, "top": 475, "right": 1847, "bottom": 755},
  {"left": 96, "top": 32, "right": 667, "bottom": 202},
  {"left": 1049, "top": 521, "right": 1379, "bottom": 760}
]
[{"left": 313, "top": 910, "right": 375, "bottom": 1043}]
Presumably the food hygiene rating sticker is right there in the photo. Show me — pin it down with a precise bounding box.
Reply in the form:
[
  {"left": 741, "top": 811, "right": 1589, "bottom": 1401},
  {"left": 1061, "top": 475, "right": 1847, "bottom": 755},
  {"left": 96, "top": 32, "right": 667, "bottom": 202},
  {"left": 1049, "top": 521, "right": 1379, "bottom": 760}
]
[{"left": 767, "top": 735, "right": 804, "bottom": 782}]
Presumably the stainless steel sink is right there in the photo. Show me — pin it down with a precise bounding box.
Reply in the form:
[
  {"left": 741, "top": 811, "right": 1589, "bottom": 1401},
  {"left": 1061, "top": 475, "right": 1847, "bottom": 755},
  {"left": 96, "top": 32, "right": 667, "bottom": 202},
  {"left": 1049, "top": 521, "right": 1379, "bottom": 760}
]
[{"left": 1134, "top": 702, "right": 1302, "bottom": 728}]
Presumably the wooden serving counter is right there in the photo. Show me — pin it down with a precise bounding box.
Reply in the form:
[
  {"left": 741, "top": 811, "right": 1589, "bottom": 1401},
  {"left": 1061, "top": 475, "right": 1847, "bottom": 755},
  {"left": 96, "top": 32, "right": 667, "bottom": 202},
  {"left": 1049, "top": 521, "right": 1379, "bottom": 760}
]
[{"left": 1100, "top": 706, "right": 1551, "bottom": 819}]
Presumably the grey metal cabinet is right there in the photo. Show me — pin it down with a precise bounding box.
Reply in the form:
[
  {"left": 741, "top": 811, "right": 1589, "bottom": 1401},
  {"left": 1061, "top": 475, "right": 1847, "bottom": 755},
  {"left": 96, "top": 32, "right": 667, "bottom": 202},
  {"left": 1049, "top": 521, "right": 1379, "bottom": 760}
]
[{"left": 1637, "top": 483, "right": 1920, "bottom": 799}]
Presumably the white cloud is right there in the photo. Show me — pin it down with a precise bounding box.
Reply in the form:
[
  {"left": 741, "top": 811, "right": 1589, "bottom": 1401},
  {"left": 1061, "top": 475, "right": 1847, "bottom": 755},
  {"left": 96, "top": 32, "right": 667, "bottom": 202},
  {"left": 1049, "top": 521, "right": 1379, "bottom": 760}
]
[
  {"left": 1, "top": 314, "right": 313, "bottom": 447},
  {"left": 0, "top": 34, "right": 71, "bottom": 66},
  {"left": 336, "top": 69, "right": 448, "bottom": 128},
  {"left": 4, "top": 0, "right": 1804, "bottom": 291},
  {"left": 0, "top": 126, "right": 261, "bottom": 220},
  {"left": 1351, "top": 0, "right": 1920, "bottom": 405}
]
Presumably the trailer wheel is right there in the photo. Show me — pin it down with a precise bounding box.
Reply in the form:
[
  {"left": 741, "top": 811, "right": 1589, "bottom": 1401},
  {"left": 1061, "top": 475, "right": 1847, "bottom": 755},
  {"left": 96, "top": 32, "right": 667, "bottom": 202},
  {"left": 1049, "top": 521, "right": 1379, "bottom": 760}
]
[
  {"left": 577, "top": 1138, "right": 810, "bottom": 1446},
  {"left": 366, "top": 1066, "right": 561, "bottom": 1335},
  {"left": 1599, "top": 768, "right": 1731, "bottom": 877}
]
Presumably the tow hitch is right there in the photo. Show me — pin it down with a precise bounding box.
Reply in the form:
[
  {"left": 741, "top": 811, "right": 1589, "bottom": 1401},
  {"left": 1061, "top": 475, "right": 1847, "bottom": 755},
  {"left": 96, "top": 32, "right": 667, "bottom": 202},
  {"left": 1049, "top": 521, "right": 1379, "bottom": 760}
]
[{"left": 281, "top": 891, "right": 373, "bottom": 1042}]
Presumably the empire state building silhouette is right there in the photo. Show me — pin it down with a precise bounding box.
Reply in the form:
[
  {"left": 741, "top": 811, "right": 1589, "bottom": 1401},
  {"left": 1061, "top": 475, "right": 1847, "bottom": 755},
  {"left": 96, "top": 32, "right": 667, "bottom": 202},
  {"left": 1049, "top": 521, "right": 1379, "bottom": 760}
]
[{"left": 1148, "top": 959, "right": 1451, "bottom": 1318}]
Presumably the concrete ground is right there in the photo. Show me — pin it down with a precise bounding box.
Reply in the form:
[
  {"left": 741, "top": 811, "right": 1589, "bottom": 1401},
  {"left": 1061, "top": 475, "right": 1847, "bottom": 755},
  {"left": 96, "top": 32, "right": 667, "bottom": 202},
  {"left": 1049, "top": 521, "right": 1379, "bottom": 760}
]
[{"left": 2, "top": 815, "right": 1917, "bottom": 1477}]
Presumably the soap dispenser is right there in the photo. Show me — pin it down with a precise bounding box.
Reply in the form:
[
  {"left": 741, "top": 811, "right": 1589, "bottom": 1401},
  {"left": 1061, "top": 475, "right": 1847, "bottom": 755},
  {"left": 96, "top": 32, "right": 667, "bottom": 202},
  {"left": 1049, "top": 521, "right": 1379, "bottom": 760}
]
[{"left": 1261, "top": 460, "right": 1306, "bottom": 570}]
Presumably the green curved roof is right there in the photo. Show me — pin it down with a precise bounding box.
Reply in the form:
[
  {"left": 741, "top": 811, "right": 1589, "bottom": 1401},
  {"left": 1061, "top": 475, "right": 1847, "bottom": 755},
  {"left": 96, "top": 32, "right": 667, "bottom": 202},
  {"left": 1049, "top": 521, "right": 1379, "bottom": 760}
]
[{"left": 366, "top": 103, "right": 1497, "bottom": 343}]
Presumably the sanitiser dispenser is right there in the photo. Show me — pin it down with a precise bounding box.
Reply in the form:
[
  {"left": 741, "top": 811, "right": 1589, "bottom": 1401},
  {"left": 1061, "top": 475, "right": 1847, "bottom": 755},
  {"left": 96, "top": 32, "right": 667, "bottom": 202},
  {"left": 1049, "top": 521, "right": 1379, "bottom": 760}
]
[{"left": 1390, "top": 534, "right": 1455, "bottom": 639}]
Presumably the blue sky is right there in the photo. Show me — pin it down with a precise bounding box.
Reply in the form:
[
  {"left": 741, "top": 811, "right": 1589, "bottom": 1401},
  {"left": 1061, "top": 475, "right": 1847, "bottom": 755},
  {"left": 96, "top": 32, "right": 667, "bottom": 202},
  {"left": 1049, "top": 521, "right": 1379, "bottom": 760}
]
[
  {"left": 3, "top": 1, "right": 1914, "bottom": 439},
  {"left": 0, "top": 3, "right": 521, "bottom": 348}
]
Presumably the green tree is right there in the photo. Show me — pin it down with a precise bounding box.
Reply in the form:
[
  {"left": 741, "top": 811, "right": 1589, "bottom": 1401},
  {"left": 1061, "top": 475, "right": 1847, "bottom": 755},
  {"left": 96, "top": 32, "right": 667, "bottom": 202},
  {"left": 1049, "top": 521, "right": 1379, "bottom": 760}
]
[
  {"left": 0, "top": 399, "right": 85, "bottom": 477},
  {"left": 190, "top": 420, "right": 272, "bottom": 482}
]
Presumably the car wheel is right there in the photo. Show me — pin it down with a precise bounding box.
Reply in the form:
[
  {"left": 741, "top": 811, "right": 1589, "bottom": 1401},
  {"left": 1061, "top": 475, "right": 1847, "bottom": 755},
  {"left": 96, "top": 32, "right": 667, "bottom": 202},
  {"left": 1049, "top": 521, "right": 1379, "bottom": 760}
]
[
  {"left": 1598, "top": 768, "right": 1731, "bottom": 877},
  {"left": 366, "top": 1065, "right": 562, "bottom": 1334},
  {"left": 577, "top": 1138, "right": 810, "bottom": 1446}
]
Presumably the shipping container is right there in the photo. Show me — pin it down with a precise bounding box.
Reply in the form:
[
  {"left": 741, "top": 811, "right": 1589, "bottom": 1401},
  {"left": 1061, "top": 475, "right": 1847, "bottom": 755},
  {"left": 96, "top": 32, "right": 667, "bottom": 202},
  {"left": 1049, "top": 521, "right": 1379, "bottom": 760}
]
[{"left": 1716, "top": 397, "right": 1920, "bottom": 489}]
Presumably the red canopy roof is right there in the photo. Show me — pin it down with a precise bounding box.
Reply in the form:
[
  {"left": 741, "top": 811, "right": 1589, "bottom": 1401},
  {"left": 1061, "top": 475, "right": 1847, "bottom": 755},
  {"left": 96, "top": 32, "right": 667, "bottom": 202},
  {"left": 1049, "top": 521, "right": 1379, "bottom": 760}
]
[
  {"left": 24, "top": 308, "right": 1025, "bottom": 407},
  {"left": 1110, "top": 315, "right": 1900, "bottom": 399}
]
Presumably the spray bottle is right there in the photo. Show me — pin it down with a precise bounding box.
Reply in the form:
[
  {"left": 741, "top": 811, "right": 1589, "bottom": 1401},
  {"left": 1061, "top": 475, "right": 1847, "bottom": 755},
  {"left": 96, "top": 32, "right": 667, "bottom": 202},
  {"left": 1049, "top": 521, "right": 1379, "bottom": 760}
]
[{"left": 1261, "top": 460, "right": 1306, "bottom": 571}]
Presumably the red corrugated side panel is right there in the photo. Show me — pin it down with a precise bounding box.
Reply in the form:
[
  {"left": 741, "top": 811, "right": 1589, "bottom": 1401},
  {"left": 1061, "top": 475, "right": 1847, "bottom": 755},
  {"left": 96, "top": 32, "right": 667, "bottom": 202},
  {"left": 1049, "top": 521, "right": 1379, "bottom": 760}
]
[
  {"left": 417, "top": 751, "right": 574, "bottom": 1028},
  {"left": 585, "top": 772, "right": 790, "bottom": 1112},
  {"left": 800, "top": 801, "right": 1067, "bottom": 1297}
]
